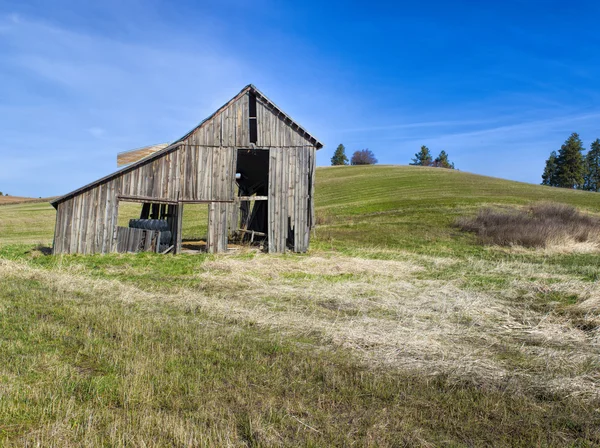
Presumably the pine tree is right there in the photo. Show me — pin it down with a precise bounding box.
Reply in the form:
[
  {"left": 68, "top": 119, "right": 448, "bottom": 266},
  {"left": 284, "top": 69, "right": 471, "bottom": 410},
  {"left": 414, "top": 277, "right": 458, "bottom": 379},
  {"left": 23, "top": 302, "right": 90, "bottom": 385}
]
[
  {"left": 541, "top": 151, "right": 558, "bottom": 186},
  {"left": 410, "top": 146, "right": 433, "bottom": 166},
  {"left": 331, "top": 144, "right": 349, "bottom": 166},
  {"left": 432, "top": 150, "right": 455, "bottom": 169},
  {"left": 583, "top": 139, "right": 600, "bottom": 192},
  {"left": 555, "top": 133, "right": 585, "bottom": 189}
]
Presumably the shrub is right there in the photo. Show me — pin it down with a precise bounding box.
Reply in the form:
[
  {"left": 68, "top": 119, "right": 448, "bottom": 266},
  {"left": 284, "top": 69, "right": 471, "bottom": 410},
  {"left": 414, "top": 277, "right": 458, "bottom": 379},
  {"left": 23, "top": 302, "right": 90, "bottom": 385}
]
[
  {"left": 351, "top": 149, "right": 377, "bottom": 165},
  {"left": 457, "top": 203, "right": 600, "bottom": 248}
]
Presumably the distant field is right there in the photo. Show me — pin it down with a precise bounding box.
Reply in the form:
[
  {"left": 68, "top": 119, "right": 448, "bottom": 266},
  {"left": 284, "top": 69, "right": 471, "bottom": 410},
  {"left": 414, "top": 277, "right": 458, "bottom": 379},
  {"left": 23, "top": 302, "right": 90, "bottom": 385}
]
[
  {"left": 0, "top": 195, "right": 54, "bottom": 205},
  {"left": 1, "top": 165, "right": 599, "bottom": 446}
]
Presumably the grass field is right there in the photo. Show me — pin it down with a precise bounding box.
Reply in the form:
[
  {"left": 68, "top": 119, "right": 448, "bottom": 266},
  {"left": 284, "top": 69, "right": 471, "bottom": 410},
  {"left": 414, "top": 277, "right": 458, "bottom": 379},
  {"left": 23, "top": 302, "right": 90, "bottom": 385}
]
[{"left": 1, "top": 165, "right": 599, "bottom": 446}]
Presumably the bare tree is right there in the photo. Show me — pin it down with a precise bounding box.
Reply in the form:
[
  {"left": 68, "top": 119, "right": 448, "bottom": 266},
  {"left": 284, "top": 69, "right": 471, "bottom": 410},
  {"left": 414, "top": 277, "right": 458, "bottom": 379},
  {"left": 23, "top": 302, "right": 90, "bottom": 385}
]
[{"left": 351, "top": 149, "right": 377, "bottom": 165}]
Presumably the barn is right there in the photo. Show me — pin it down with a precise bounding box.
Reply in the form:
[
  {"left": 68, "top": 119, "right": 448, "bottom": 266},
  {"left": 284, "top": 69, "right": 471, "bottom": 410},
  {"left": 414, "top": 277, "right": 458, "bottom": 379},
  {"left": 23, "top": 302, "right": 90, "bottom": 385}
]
[{"left": 50, "top": 85, "right": 323, "bottom": 255}]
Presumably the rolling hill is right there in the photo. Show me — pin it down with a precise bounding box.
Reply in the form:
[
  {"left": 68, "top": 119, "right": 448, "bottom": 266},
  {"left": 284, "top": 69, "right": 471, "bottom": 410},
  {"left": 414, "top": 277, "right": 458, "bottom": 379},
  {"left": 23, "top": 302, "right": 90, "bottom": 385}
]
[
  {"left": 313, "top": 165, "right": 600, "bottom": 254},
  {"left": 0, "top": 165, "right": 599, "bottom": 446},
  {"left": 2, "top": 165, "right": 599, "bottom": 249}
]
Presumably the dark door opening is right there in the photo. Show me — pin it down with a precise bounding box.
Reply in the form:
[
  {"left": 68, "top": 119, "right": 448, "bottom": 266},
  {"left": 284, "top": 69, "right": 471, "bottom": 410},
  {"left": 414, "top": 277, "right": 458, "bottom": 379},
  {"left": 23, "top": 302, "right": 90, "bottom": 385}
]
[{"left": 234, "top": 148, "right": 269, "bottom": 245}]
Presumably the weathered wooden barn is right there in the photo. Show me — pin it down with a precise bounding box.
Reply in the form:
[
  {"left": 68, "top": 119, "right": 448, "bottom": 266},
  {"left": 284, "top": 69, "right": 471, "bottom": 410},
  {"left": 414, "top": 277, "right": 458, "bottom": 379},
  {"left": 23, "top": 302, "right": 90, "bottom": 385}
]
[{"left": 51, "top": 85, "right": 323, "bottom": 255}]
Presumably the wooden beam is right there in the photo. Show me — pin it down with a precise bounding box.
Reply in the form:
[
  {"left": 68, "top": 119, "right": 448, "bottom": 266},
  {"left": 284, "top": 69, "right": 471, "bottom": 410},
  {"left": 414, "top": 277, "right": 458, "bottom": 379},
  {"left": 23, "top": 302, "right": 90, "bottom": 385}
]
[
  {"left": 140, "top": 203, "right": 151, "bottom": 219},
  {"left": 236, "top": 229, "right": 267, "bottom": 237},
  {"left": 179, "top": 199, "right": 235, "bottom": 204},
  {"left": 118, "top": 195, "right": 178, "bottom": 205},
  {"left": 236, "top": 196, "right": 268, "bottom": 201},
  {"left": 161, "top": 245, "right": 174, "bottom": 254}
]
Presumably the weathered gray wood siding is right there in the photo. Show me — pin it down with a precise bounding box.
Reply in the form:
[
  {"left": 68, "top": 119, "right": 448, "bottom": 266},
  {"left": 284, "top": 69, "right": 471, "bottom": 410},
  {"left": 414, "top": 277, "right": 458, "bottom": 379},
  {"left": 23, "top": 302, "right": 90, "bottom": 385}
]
[
  {"left": 257, "top": 95, "right": 316, "bottom": 252},
  {"left": 116, "top": 227, "right": 161, "bottom": 253},
  {"left": 52, "top": 94, "right": 247, "bottom": 255},
  {"left": 267, "top": 145, "right": 315, "bottom": 253},
  {"left": 52, "top": 90, "right": 318, "bottom": 255},
  {"left": 254, "top": 98, "right": 313, "bottom": 148},
  {"left": 207, "top": 202, "right": 228, "bottom": 253},
  {"left": 53, "top": 181, "right": 119, "bottom": 255}
]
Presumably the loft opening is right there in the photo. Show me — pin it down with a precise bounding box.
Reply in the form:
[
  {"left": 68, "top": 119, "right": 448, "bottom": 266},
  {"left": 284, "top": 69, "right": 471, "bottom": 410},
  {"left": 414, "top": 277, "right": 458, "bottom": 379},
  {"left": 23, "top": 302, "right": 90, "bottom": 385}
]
[{"left": 249, "top": 92, "right": 257, "bottom": 144}]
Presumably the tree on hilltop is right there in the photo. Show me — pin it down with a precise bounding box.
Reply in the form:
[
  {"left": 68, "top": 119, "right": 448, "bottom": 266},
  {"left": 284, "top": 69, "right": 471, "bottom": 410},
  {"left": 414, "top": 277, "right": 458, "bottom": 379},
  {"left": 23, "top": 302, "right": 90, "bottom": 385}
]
[
  {"left": 331, "top": 144, "right": 349, "bottom": 166},
  {"left": 351, "top": 149, "right": 377, "bottom": 165},
  {"left": 583, "top": 139, "right": 600, "bottom": 192},
  {"left": 432, "top": 150, "right": 455, "bottom": 169},
  {"left": 541, "top": 151, "right": 558, "bottom": 186},
  {"left": 555, "top": 133, "right": 585, "bottom": 189},
  {"left": 410, "top": 146, "right": 433, "bottom": 166}
]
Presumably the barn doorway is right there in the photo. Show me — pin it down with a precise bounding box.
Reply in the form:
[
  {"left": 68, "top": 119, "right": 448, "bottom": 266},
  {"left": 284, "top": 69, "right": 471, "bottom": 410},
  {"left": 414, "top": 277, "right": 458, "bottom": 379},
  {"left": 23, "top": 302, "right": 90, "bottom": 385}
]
[
  {"left": 233, "top": 148, "right": 269, "bottom": 246},
  {"left": 180, "top": 203, "right": 209, "bottom": 252}
]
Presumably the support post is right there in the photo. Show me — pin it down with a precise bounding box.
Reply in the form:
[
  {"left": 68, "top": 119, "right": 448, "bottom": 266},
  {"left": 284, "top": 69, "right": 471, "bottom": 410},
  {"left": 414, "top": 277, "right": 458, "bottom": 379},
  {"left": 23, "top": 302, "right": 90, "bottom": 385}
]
[
  {"left": 140, "top": 203, "right": 151, "bottom": 219},
  {"left": 174, "top": 203, "right": 183, "bottom": 254}
]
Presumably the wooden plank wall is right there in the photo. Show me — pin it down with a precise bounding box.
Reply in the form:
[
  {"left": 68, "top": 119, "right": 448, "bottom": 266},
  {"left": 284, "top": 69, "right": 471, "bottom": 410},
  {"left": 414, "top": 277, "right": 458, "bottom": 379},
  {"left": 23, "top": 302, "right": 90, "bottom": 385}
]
[
  {"left": 255, "top": 99, "right": 312, "bottom": 147},
  {"left": 267, "top": 145, "right": 313, "bottom": 253},
  {"left": 53, "top": 180, "right": 119, "bottom": 255},
  {"left": 52, "top": 91, "right": 318, "bottom": 255},
  {"left": 116, "top": 227, "right": 160, "bottom": 253},
  {"left": 207, "top": 202, "right": 228, "bottom": 253},
  {"left": 53, "top": 146, "right": 237, "bottom": 255}
]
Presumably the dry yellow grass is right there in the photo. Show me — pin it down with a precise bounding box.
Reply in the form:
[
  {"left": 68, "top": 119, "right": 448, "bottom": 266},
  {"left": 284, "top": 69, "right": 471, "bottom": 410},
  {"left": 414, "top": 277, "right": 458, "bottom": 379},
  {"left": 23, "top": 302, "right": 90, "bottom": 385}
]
[
  {"left": 2, "top": 166, "right": 600, "bottom": 444},
  {"left": 2, "top": 251, "right": 598, "bottom": 400}
]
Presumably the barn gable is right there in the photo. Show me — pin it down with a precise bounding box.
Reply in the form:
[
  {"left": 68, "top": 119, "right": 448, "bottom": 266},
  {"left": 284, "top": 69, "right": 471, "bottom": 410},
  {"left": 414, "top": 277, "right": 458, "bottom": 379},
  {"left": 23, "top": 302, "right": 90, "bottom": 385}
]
[{"left": 51, "top": 84, "right": 322, "bottom": 256}]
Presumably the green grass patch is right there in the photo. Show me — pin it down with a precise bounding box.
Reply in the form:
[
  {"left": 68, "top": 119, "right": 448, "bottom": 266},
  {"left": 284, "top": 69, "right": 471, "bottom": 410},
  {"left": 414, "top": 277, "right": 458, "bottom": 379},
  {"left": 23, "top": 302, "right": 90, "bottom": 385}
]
[
  {"left": 2, "top": 165, "right": 600, "bottom": 445},
  {"left": 1, "top": 273, "right": 599, "bottom": 446}
]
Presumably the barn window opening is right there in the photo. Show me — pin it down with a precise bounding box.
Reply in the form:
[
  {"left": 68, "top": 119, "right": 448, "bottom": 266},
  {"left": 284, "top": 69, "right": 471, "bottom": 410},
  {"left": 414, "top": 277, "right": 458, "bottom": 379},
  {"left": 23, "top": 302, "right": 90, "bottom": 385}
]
[
  {"left": 117, "top": 201, "right": 143, "bottom": 228},
  {"left": 249, "top": 92, "right": 257, "bottom": 144},
  {"left": 116, "top": 199, "right": 176, "bottom": 253}
]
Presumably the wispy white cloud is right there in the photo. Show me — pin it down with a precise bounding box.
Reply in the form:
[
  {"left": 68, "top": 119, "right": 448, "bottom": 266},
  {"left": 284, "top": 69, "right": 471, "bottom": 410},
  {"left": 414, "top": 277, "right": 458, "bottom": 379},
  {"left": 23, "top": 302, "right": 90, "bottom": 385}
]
[
  {"left": 0, "top": 14, "right": 250, "bottom": 195},
  {"left": 334, "top": 118, "right": 501, "bottom": 134}
]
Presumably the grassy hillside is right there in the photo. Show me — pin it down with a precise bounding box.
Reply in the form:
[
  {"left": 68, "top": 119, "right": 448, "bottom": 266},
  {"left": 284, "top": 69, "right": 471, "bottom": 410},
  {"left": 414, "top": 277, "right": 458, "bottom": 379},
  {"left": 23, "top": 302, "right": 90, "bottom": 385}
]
[
  {"left": 1, "top": 165, "right": 599, "bottom": 446},
  {"left": 313, "top": 165, "right": 600, "bottom": 254},
  {"left": 5, "top": 165, "right": 600, "bottom": 250}
]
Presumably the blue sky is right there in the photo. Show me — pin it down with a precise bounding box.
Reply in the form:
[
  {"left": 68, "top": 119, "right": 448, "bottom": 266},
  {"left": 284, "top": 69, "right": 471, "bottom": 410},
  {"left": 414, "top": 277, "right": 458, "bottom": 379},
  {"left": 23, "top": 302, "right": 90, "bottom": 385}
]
[{"left": 1, "top": 0, "right": 600, "bottom": 197}]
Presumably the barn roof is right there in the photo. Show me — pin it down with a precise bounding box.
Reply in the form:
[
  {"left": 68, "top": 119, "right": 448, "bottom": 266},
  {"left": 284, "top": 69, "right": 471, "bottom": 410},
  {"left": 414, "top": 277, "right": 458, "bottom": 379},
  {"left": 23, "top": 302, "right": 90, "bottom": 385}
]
[
  {"left": 117, "top": 143, "right": 169, "bottom": 167},
  {"left": 50, "top": 84, "right": 323, "bottom": 208}
]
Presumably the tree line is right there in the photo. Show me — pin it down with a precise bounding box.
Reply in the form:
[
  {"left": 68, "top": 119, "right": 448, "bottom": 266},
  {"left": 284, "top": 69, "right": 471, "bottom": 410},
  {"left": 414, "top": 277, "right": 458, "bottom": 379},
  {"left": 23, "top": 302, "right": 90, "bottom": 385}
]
[
  {"left": 330, "top": 144, "right": 457, "bottom": 168},
  {"left": 409, "top": 146, "right": 455, "bottom": 169},
  {"left": 331, "top": 145, "right": 378, "bottom": 165},
  {"left": 541, "top": 133, "right": 600, "bottom": 191}
]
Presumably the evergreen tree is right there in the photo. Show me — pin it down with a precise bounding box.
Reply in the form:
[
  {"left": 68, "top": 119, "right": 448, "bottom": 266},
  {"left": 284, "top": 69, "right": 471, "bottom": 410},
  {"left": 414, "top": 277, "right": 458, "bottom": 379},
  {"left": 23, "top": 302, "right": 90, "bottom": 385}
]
[
  {"left": 541, "top": 151, "right": 558, "bottom": 186},
  {"left": 410, "top": 145, "right": 433, "bottom": 166},
  {"left": 331, "top": 144, "right": 349, "bottom": 166},
  {"left": 555, "top": 133, "right": 585, "bottom": 189},
  {"left": 583, "top": 139, "right": 600, "bottom": 192},
  {"left": 432, "top": 150, "right": 455, "bottom": 169}
]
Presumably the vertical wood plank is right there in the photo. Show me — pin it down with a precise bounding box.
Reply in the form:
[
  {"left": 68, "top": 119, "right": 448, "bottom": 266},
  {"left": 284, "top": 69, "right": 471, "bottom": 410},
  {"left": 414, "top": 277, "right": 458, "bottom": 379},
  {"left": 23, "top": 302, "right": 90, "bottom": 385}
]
[
  {"left": 175, "top": 202, "right": 183, "bottom": 254},
  {"left": 52, "top": 202, "right": 63, "bottom": 254}
]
